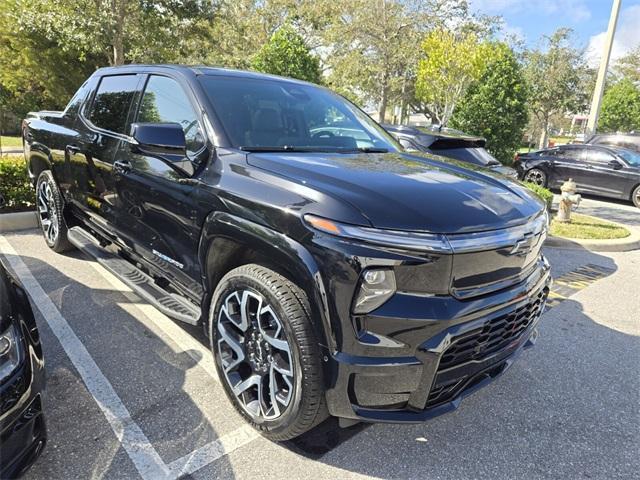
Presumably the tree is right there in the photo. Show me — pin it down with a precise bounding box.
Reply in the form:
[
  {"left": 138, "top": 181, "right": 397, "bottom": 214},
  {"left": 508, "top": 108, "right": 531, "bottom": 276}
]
[
  {"left": 523, "top": 29, "right": 588, "bottom": 148},
  {"left": 450, "top": 43, "right": 529, "bottom": 164},
  {"left": 251, "top": 24, "right": 322, "bottom": 83},
  {"left": 599, "top": 79, "right": 640, "bottom": 133},
  {"left": 415, "top": 29, "right": 494, "bottom": 126},
  {"left": 12, "top": 0, "right": 211, "bottom": 66},
  {"left": 615, "top": 47, "right": 640, "bottom": 84},
  {"left": 324, "top": 0, "right": 480, "bottom": 122},
  {"left": 0, "top": 0, "right": 97, "bottom": 122}
]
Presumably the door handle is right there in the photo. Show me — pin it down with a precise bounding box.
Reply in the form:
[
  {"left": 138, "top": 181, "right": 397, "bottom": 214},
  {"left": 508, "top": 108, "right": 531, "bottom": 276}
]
[
  {"left": 66, "top": 144, "right": 81, "bottom": 154},
  {"left": 113, "top": 159, "right": 132, "bottom": 174}
]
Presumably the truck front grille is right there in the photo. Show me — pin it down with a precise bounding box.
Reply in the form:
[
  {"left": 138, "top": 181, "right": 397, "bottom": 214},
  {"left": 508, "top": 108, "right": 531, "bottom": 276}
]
[{"left": 438, "top": 288, "right": 548, "bottom": 371}]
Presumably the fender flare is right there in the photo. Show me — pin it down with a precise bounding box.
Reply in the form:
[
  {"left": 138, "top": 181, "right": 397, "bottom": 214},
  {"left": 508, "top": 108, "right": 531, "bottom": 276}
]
[{"left": 198, "top": 211, "right": 335, "bottom": 352}]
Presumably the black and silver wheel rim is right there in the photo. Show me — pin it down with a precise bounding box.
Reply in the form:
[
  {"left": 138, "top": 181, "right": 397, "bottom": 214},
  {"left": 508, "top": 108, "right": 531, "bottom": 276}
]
[
  {"left": 525, "top": 169, "right": 545, "bottom": 186},
  {"left": 216, "top": 289, "right": 294, "bottom": 421},
  {"left": 635, "top": 188, "right": 640, "bottom": 206},
  {"left": 37, "top": 180, "right": 59, "bottom": 244}
]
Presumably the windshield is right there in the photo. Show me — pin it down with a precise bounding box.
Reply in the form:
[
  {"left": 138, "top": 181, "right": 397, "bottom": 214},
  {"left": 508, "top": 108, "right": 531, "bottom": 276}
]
[
  {"left": 431, "top": 147, "right": 500, "bottom": 166},
  {"left": 199, "top": 75, "right": 398, "bottom": 152},
  {"left": 616, "top": 148, "right": 640, "bottom": 166}
]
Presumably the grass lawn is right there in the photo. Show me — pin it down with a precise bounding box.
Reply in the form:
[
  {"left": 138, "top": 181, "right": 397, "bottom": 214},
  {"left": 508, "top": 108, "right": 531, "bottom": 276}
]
[
  {"left": 550, "top": 213, "right": 630, "bottom": 240},
  {"left": 1, "top": 135, "right": 22, "bottom": 149}
]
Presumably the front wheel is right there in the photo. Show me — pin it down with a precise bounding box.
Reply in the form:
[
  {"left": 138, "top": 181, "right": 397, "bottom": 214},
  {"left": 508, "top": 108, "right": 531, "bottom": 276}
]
[
  {"left": 35, "top": 171, "right": 74, "bottom": 253},
  {"left": 632, "top": 185, "right": 640, "bottom": 209},
  {"left": 524, "top": 168, "right": 548, "bottom": 187},
  {"left": 209, "top": 264, "right": 327, "bottom": 440}
]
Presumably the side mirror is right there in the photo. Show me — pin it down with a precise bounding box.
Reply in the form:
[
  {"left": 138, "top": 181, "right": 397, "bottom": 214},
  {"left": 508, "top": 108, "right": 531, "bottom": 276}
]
[
  {"left": 131, "top": 122, "right": 186, "bottom": 156},
  {"left": 608, "top": 159, "right": 623, "bottom": 170},
  {"left": 130, "top": 122, "right": 194, "bottom": 176}
]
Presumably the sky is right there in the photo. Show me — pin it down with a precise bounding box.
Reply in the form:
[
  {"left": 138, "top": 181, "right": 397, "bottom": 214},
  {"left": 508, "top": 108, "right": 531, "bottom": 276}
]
[{"left": 471, "top": 0, "right": 640, "bottom": 66}]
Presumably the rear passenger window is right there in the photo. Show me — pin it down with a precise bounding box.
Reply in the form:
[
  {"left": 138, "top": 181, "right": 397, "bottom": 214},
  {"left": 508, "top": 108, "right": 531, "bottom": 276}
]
[{"left": 88, "top": 75, "right": 139, "bottom": 134}]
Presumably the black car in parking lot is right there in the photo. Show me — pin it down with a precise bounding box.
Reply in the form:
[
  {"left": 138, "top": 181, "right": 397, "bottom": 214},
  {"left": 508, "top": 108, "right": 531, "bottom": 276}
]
[
  {"left": 0, "top": 259, "right": 46, "bottom": 478},
  {"left": 383, "top": 124, "right": 518, "bottom": 178},
  {"left": 23, "top": 65, "right": 550, "bottom": 440},
  {"left": 514, "top": 144, "right": 640, "bottom": 208}
]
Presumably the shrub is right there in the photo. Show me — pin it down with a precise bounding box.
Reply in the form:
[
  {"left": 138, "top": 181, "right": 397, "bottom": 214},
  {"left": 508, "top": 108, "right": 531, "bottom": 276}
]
[
  {"left": 0, "top": 155, "right": 34, "bottom": 212},
  {"left": 523, "top": 181, "right": 553, "bottom": 211}
]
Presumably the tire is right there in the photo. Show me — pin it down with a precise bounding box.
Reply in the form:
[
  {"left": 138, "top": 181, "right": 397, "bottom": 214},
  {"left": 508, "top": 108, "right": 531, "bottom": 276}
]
[
  {"left": 632, "top": 185, "right": 640, "bottom": 209},
  {"left": 524, "top": 168, "right": 548, "bottom": 187},
  {"left": 209, "top": 264, "right": 327, "bottom": 441},
  {"left": 35, "top": 171, "right": 74, "bottom": 253}
]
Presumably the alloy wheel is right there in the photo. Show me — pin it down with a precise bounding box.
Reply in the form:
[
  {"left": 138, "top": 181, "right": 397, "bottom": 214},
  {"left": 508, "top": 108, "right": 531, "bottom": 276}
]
[
  {"left": 37, "top": 180, "right": 59, "bottom": 244},
  {"left": 216, "top": 289, "right": 294, "bottom": 421},
  {"left": 524, "top": 169, "right": 546, "bottom": 186}
]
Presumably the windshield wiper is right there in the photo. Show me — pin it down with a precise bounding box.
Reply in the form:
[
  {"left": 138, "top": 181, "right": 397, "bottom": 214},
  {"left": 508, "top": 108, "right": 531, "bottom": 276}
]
[
  {"left": 239, "top": 145, "right": 389, "bottom": 154},
  {"left": 240, "top": 145, "right": 340, "bottom": 153},
  {"left": 353, "top": 147, "right": 388, "bottom": 153}
]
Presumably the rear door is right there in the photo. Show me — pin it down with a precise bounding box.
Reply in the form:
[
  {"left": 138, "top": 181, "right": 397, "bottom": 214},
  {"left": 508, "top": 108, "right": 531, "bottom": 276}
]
[
  {"left": 69, "top": 73, "right": 142, "bottom": 235},
  {"left": 110, "top": 73, "right": 208, "bottom": 296},
  {"left": 549, "top": 147, "right": 588, "bottom": 188}
]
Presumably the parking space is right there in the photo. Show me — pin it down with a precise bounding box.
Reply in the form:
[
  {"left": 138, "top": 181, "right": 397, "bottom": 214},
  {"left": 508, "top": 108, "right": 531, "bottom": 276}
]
[{"left": 1, "top": 229, "right": 639, "bottom": 480}]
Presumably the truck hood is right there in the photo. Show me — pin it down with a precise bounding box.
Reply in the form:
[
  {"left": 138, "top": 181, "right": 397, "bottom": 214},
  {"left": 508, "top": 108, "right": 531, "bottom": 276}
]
[{"left": 247, "top": 151, "right": 544, "bottom": 234}]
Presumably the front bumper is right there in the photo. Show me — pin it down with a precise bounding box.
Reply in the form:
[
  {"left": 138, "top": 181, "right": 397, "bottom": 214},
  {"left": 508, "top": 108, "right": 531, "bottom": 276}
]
[{"left": 323, "top": 256, "right": 551, "bottom": 422}]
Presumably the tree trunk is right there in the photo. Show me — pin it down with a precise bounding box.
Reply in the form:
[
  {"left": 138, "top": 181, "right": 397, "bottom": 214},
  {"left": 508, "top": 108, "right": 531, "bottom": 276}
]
[
  {"left": 378, "top": 82, "right": 388, "bottom": 122},
  {"left": 110, "top": 0, "right": 126, "bottom": 65},
  {"left": 538, "top": 117, "right": 549, "bottom": 149}
]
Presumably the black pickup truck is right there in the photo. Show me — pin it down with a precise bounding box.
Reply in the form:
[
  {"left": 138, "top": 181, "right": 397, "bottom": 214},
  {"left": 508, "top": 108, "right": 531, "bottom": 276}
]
[{"left": 23, "top": 65, "right": 550, "bottom": 440}]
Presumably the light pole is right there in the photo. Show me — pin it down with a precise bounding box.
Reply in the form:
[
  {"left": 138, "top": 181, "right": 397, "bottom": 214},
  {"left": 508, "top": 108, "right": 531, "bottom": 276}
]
[{"left": 586, "top": 0, "right": 621, "bottom": 136}]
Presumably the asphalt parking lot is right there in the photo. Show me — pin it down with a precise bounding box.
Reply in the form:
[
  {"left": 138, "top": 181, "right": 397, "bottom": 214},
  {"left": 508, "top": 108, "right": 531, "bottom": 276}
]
[{"left": 1, "top": 199, "right": 639, "bottom": 480}]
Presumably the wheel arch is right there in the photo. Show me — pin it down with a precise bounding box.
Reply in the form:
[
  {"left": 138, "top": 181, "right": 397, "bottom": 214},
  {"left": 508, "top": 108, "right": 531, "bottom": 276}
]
[
  {"left": 198, "top": 212, "right": 334, "bottom": 353},
  {"left": 26, "top": 147, "right": 54, "bottom": 186}
]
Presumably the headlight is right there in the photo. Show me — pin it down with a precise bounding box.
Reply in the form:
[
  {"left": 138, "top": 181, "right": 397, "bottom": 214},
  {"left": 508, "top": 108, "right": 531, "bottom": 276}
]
[
  {"left": 0, "top": 323, "right": 22, "bottom": 380},
  {"left": 304, "top": 214, "right": 451, "bottom": 253},
  {"left": 353, "top": 268, "right": 396, "bottom": 314}
]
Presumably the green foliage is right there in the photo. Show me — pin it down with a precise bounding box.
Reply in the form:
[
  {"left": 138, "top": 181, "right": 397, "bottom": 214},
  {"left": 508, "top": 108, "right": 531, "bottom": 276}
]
[
  {"left": 251, "top": 24, "right": 321, "bottom": 83},
  {"left": 599, "top": 79, "right": 640, "bottom": 133},
  {"left": 522, "top": 181, "right": 553, "bottom": 211},
  {"left": 523, "top": 29, "right": 588, "bottom": 148},
  {"left": 450, "top": 43, "right": 529, "bottom": 164},
  {"left": 0, "top": 155, "right": 34, "bottom": 212},
  {"left": 615, "top": 47, "right": 640, "bottom": 84},
  {"left": 415, "top": 29, "right": 495, "bottom": 126}
]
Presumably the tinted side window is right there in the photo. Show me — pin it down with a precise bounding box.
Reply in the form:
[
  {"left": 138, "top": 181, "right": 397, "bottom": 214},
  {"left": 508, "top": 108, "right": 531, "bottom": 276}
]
[
  {"left": 555, "top": 148, "right": 583, "bottom": 160},
  {"left": 137, "top": 75, "right": 205, "bottom": 157},
  {"left": 64, "top": 81, "right": 90, "bottom": 116},
  {"left": 586, "top": 149, "right": 615, "bottom": 164},
  {"left": 88, "top": 75, "right": 139, "bottom": 134}
]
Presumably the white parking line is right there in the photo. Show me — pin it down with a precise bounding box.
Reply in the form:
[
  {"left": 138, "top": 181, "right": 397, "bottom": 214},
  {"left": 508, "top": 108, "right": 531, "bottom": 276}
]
[
  {"left": 84, "top": 260, "right": 220, "bottom": 384},
  {"left": 84, "top": 256, "right": 262, "bottom": 476},
  {"left": 0, "top": 236, "right": 171, "bottom": 480},
  {"left": 1, "top": 233, "right": 261, "bottom": 478},
  {"left": 168, "top": 424, "right": 259, "bottom": 477}
]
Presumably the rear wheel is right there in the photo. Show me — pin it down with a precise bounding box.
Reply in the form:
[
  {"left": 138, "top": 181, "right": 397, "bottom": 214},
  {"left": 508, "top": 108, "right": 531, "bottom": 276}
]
[
  {"left": 35, "top": 171, "right": 74, "bottom": 253},
  {"left": 632, "top": 185, "right": 640, "bottom": 209},
  {"left": 524, "top": 168, "right": 547, "bottom": 187},
  {"left": 209, "top": 264, "right": 327, "bottom": 440}
]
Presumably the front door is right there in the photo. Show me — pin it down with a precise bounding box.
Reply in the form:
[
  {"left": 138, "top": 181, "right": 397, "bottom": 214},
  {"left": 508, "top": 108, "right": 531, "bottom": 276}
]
[
  {"left": 111, "top": 74, "right": 208, "bottom": 297},
  {"left": 581, "top": 148, "right": 628, "bottom": 198}
]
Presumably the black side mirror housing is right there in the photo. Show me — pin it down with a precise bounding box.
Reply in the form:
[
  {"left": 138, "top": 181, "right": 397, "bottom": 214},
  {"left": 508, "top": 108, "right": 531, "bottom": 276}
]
[
  {"left": 608, "top": 159, "right": 623, "bottom": 170},
  {"left": 130, "top": 122, "right": 194, "bottom": 176}
]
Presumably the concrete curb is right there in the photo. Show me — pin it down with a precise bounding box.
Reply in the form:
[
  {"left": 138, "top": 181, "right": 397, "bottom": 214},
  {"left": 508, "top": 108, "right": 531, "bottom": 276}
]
[
  {"left": 545, "top": 223, "right": 640, "bottom": 252},
  {"left": 0, "top": 211, "right": 38, "bottom": 233}
]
